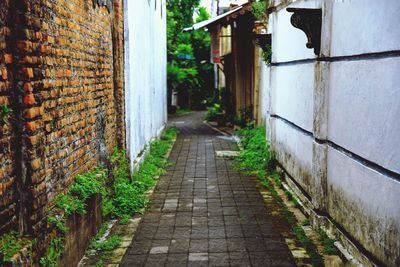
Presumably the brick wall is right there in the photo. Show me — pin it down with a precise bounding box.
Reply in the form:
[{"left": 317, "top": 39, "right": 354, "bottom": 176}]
[
  {"left": 0, "top": 0, "right": 124, "bottom": 261},
  {"left": 0, "top": 0, "right": 19, "bottom": 235},
  {"left": 112, "top": 0, "right": 125, "bottom": 148}
]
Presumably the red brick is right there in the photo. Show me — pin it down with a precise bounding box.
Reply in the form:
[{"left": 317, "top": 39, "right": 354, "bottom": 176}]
[
  {"left": 24, "top": 107, "right": 40, "bottom": 119},
  {"left": 27, "top": 135, "right": 39, "bottom": 146},
  {"left": 23, "top": 83, "right": 33, "bottom": 93},
  {"left": 3, "top": 54, "right": 12, "bottom": 64},
  {"left": 1, "top": 68, "right": 7, "bottom": 80},
  {"left": 21, "top": 67, "right": 34, "bottom": 79},
  {"left": 23, "top": 94, "right": 36, "bottom": 106},
  {"left": 16, "top": 41, "right": 31, "bottom": 52},
  {"left": 31, "top": 159, "right": 41, "bottom": 171},
  {"left": 26, "top": 121, "right": 38, "bottom": 132},
  {"left": 0, "top": 27, "right": 11, "bottom": 36}
]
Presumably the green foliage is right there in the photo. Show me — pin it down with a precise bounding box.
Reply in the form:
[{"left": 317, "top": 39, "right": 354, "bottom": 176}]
[
  {"left": 234, "top": 126, "right": 324, "bottom": 267},
  {"left": 119, "top": 215, "right": 130, "bottom": 225},
  {"left": 0, "top": 104, "right": 12, "bottom": 124},
  {"left": 85, "top": 127, "right": 178, "bottom": 266},
  {"left": 173, "top": 108, "right": 192, "bottom": 117},
  {"left": 69, "top": 170, "right": 103, "bottom": 201},
  {"left": 91, "top": 223, "right": 109, "bottom": 245},
  {"left": 54, "top": 194, "right": 85, "bottom": 216},
  {"left": 294, "top": 226, "right": 324, "bottom": 267},
  {"left": 235, "top": 125, "right": 272, "bottom": 174},
  {"left": 251, "top": 0, "right": 272, "bottom": 64},
  {"left": 0, "top": 231, "right": 23, "bottom": 263},
  {"left": 87, "top": 223, "right": 121, "bottom": 266},
  {"left": 41, "top": 128, "right": 178, "bottom": 266},
  {"left": 205, "top": 103, "right": 221, "bottom": 121},
  {"left": 176, "top": 43, "right": 194, "bottom": 58},
  {"left": 42, "top": 167, "right": 107, "bottom": 266},
  {"left": 318, "top": 228, "right": 339, "bottom": 255},
  {"left": 113, "top": 182, "right": 147, "bottom": 216},
  {"left": 39, "top": 237, "right": 64, "bottom": 267},
  {"left": 110, "top": 127, "right": 177, "bottom": 218},
  {"left": 91, "top": 234, "right": 121, "bottom": 252},
  {"left": 167, "top": 2, "right": 213, "bottom": 109},
  {"left": 167, "top": 62, "right": 199, "bottom": 95},
  {"left": 48, "top": 215, "right": 68, "bottom": 234},
  {"left": 252, "top": 0, "right": 267, "bottom": 21},
  {"left": 261, "top": 44, "right": 272, "bottom": 64}
]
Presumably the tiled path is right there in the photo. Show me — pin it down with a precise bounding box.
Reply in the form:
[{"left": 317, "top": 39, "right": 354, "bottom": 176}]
[{"left": 120, "top": 112, "right": 296, "bottom": 266}]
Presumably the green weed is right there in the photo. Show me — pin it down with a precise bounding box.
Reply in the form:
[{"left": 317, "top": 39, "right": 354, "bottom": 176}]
[
  {"left": 294, "top": 226, "right": 324, "bottom": 266},
  {"left": 234, "top": 125, "right": 324, "bottom": 267},
  {"left": 170, "top": 108, "right": 191, "bottom": 117},
  {"left": 0, "top": 104, "right": 12, "bottom": 124},
  {"left": 205, "top": 103, "right": 221, "bottom": 121},
  {"left": 86, "top": 127, "right": 177, "bottom": 264},
  {"left": 39, "top": 237, "right": 64, "bottom": 267},
  {"left": 235, "top": 125, "right": 272, "bottom": 174},
  {"left": 41, "top": 167, "right": 108, "bottom": 266},
  {"left": 318, "top": 228, "right": 338, "bottom": 255},
  {"left": 109, "top": 127, "right": 177, "bottom": 218},
  {"left": 0, "top": 231, "right": 23, "bottom": 263},
  {"left": 252, "top": 0, "right": 267, "bottom": 21},
  {"left": 91, "top": 234, "right": 121, "bottom": 251},
  {"left": 41, "top": 127, "right": 178, "bottom": 266}
]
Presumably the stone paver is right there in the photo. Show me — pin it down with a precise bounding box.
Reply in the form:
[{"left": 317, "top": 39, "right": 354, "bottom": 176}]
[{"left": 120, "top": 112, "right": 296, "bottom": 266}]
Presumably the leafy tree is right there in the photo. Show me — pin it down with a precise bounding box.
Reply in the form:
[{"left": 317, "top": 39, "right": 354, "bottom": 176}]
[{"left": 167, "top": 1, "right": 213, "bottom": 110}]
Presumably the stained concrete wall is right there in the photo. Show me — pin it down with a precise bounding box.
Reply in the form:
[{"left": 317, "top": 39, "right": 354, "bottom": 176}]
[
  {"left": 264, "top": 0, "right": 400, "bottom": 265},
  {"left": 258, "top": 60, "right": 269, "bottom": 125},
  {"left": 124, "top": 0, "right": 167, "bottom": 170}
]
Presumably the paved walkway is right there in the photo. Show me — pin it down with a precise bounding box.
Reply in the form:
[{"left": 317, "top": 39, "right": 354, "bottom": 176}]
[{"left": 120, "top": 112, "right": 295, "bottom": 266}]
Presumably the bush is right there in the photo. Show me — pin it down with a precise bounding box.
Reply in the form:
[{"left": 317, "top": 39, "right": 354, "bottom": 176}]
[
  {"left": 235, "top": 125, "right": 272, "bottom": 175},
  {"left": 205, "top": 103, "right": 221, "bottom": 121},
  {"left": 109, "top": 127, "right": 177, "bottom": 218}
]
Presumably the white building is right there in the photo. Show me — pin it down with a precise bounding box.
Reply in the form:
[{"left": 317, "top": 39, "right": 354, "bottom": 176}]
[
  {"left": 263, "top": 0, "right": 400, "bottom": 266},
  {"left": 124, "top": 0, "right": 168, "bottom": 169}
]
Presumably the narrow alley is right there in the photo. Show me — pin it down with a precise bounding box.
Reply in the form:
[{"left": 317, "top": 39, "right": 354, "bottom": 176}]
[
  {"left": 0, "top": 0, "right": 399, "bottom": 266},
  {"left": 120, "top": 112, "right": 295, "bottom": 266}
]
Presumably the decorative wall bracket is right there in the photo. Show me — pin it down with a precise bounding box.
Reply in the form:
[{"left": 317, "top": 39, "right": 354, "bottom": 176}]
[
  {"left": 93, "top": 0, "right": 113, "bottom": 13},
  {"left": 287, "top": 8, "right": 321, "bottom": 55}
]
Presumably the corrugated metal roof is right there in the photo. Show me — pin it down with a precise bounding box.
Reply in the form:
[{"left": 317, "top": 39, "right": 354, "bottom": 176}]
[{"left": 183, "top": 3, "right": 249, "bottom": 32}]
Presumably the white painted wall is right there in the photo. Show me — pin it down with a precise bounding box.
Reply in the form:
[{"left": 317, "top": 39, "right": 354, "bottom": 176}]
[
  {"left": 124, "top": 0, "right": 167, "bottom": 170},
  {"left": 328, "top": 57, "right": 400, "bottom": 173},
  {"left": 270, "top": 63, "right": 314, "bottom": 132},
  {"left": 259, "top": 61, "right": 269, "bottom": 124},
  {"left": 271, "top": 0, "right": 317, "bottom": 63},
  {"left": 330, "top": 0, "right": 400, "bottom": 57},
  {"left": 327, "top": 147, "right": 400, "bottom": 265},
  {"left": 262, "top": 0, "right": 400, "bottom": 265},
  {"left": 271, "top": 118, "right": 313, "bottom": 194}
]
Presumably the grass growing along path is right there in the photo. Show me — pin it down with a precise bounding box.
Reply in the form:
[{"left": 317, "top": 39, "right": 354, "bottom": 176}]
[
  {"left": 39, "top": 127, "right": 178, "bottom": 267},
  {"left": 234, "top": 125, "right": 329, "bottom": 267},
  {"left": 85, "top": 127, "right": 178, "bottom": 266}
]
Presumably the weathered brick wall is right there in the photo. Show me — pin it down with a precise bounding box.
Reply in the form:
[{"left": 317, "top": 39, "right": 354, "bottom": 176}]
[
  {"left": 0, "top": 0, "right": 125, "bottom": 261},
  {"left": 0, "top": 0, "right": 19, "bottom": 235},
  {"left": 112, "top": 0, "right": 125, "bottom": 148}
]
